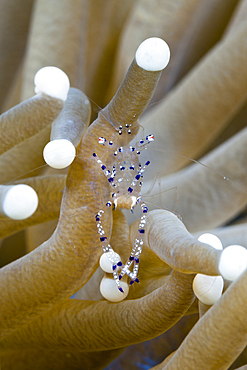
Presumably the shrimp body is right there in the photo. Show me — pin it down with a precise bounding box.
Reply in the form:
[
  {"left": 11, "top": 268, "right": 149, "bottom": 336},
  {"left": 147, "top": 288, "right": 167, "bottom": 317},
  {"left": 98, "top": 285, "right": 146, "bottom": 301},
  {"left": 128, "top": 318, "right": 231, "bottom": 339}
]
[{"left": 93, "top": 127, "right": 154, "bottom": 294}]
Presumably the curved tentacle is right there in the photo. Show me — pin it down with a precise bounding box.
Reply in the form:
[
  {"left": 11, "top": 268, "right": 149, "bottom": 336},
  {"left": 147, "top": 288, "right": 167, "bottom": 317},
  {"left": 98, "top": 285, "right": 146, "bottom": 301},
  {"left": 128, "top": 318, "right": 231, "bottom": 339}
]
[
  {"left": 193, "top": 223, "right": 247, "bottom": 249},
  {"left": 0, "top": 93, "right": 63, "bottom": 156},
  {"left": 0, "top": 271, "right": 195, "bottom": 351},
  {"left": 0, "top": 175, "right": 66, "bottom": 238},
  {"left": 21, "top": 0, "right": 88, "bottom": 100},
  {"left": 137, "top": 21, "right": 247, "bottom": 176},
  {"left": 130, "top": 209, "right": 221, "bottom": 275},
  {"left": 0, "top": 50, "right": 163, "bottom": 338},
  {"left": 0, "top": 0, "right": 34, "bottom": 110},
  {"left": 159, "top": 269, "right": 247, "bottom": 370}
]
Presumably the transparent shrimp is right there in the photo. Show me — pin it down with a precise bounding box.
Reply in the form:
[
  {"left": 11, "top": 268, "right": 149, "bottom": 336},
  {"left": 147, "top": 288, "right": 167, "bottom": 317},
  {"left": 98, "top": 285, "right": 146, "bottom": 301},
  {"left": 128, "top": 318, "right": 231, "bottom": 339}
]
[{"left": 93, "top": 125, "right": 154, "bottom": 292}]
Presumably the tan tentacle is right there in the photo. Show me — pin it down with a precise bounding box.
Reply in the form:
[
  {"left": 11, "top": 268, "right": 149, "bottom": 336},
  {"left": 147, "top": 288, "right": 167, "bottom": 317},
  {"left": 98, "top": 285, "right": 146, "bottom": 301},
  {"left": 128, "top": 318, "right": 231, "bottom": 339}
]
[
  {"left": 85, "top": 0, "right": 134, "bottom": 108},
  {"left": 0, "top": 0, "right": 34, "bottom": 110},
  {"left": 0, "top": 52, "right": 162, "bottom": 338},
  {"left": 130, "top": 210, "right": 221, "bottom": 275},
  {"left": 0, "top": 271, "right": 195, "bottom": 351},
  {"left": 142, "top": 126, "right": 247, "bottom": 232},
  {"left": 193, "top": 223, "right": 247, "bottom": 249},
  {"left": 21, "top": 0, "right": 88, "bottom": 100},
  {"left": 224, "top": 0, "right": 247, "bottom": 35},
  {"left": 137, "top": 21, "right": 247, "bottom": 177},
  {"left": 0, "top": 347, "right": 124, "bottom": 370},
  {"left": 107, "top": 0, "right": 238, "bottom": 101},
  {"left": 159, "top": 269, "right": 247, "bottom": 370},
  {"left": 0, "top": 93, "right": 63, "bottom": 155},
  {"left": 0, "top": 175, "right": 65, "bottom": 239},
  {"left": 0, "top": 125, "right": 51, "bottom": 184}
]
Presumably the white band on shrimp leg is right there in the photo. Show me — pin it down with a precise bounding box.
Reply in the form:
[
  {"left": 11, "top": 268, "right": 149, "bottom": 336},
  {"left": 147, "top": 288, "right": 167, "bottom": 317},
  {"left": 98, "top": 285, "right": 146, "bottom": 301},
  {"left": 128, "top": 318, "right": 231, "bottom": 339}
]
[
  {"left": 135, "top": 37, "right": 170, "bottom": 72},
  {"left": 0, "top": 184, "right": 38, "bottom": 220},
  {"left": 34, "top": 66, "right": 70, "bottom": 101}
]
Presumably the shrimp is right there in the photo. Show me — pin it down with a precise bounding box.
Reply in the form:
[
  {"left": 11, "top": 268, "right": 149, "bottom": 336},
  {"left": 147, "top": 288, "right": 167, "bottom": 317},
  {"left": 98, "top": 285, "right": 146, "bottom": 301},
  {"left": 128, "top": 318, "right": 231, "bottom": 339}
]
[{"left": 93, "top": 125, "right": 154, "bottom": 292}]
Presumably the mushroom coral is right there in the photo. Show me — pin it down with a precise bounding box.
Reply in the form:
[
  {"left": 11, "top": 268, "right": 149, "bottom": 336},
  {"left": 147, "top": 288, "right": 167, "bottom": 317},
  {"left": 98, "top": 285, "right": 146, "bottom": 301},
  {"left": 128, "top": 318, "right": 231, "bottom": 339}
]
[{"left": 1, "top": 0, "right": 247, "bottom": 369}]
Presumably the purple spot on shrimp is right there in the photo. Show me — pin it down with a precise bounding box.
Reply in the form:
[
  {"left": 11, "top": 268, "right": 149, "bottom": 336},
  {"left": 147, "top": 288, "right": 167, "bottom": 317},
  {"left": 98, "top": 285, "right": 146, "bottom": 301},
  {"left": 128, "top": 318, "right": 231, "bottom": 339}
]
[
  {"left": 93, "top": 153, "right": 97, "bottom": 157},
  {"left": 119, "top": 275, "right": 122, "bottom": 280},
  {"left": 117, "top": 261, "right": 123, "bottom": 267},
  {"left": 129, "top": 256, "right": 134, "bottom": 261},
  {"left": 101, "top": 165, "right": 106, "bottom": 170},
  {"left": 100, "top": 237, "right": 107, "bottom": 242},
  {"left": 135, "top": 258, "right": 139, "bottom": 264},
  {"left": 129, "top": 280, "right": 134, "bottom": 286},
  {"left": 118, "top": 287, "right": 124, "bottom": 293},
  {"left": 112, "top": 265, "right": 117, "bottom": 271},
  {"left": 135, "top": 278, "right": 140, "bottom": 283},
  {"left": 138, "top": 229, "right": 145, "bottom": 234},
  {"left": 145, "top": 160, "right": 150, "bottom": 166},
  {"left": 128, "top": 187, "right": 133, "bottom": 193}
]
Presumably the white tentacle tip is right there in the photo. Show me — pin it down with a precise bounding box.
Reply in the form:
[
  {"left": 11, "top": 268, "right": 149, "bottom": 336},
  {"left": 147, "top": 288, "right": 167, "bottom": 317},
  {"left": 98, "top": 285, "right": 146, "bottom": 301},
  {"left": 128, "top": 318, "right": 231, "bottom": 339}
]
[
  {"left": 43, "top": 139, "right": 76, "bottom": 169},
  {"left": 198, "top": 233, "right": 223, "bottom": 250},
  {"left": 193, "top": 274, "right": 224, "bottom": 305},
  {"left": 99, "top": 252, "right": 121, "bottom": 273},
  {"left": 3, "top": 185, "right": 38, "bottom": 220},
  {"left": 34, "top": 66, "right": 70, "bottom": 101},
  {"left": 135, "top": 37, "right": 170, "bottom": 71},
  {"left": 100, "top": 276, "right": 129, "bottom": 302},
  {"left": 218, "top": 245, "right": 247, "bottom": 281}
]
